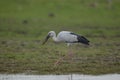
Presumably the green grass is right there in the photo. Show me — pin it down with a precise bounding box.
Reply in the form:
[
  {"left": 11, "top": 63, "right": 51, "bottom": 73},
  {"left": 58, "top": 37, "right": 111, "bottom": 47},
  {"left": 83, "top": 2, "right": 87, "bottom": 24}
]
[
  {"left": 0, "top": 38, "right": 120, "bottom": 74},
  {"left": 0, "top": 0, "right": 120, "bottom": 38},
  {"left": 0, "top": 0, "right": 120, "bottom": 74}
]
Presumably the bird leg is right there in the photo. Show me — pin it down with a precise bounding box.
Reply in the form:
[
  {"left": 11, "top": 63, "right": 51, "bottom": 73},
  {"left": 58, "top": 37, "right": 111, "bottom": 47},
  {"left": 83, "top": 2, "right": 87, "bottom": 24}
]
[
  {"left": 65, "top": 47, "right": 75, "bottom": 63},
  {"left": 68, "top": 47, "right": 74, "bottom": 58}
]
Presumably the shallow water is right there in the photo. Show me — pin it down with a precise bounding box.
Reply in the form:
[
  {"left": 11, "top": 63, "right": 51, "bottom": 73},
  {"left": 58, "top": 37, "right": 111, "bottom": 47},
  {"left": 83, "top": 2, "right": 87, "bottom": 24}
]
[{"left": 0, "top": 74, "right": 120, "bottom": 80}]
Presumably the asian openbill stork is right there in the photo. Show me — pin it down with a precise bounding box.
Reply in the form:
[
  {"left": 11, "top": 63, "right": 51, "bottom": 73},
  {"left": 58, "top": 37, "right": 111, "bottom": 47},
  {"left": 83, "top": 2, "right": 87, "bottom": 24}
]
[{"left": 42, "top": 31, "right": 90, "bottom": 66}]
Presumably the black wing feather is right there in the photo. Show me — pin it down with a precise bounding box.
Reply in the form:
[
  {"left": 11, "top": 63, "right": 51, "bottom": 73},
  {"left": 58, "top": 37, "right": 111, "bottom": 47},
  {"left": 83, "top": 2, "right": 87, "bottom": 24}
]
[{"left": 70, "top": 32, "right": 90, "bottom": 45}]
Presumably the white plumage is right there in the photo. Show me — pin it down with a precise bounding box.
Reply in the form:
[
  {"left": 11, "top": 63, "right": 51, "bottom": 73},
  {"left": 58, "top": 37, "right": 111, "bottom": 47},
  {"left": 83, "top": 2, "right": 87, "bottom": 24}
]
[
  {"left": 42, "top": 31, "right": 89, "bottom": 45},
  {"left": 57, "top": 31, "right": 78, "bottom": 43}
]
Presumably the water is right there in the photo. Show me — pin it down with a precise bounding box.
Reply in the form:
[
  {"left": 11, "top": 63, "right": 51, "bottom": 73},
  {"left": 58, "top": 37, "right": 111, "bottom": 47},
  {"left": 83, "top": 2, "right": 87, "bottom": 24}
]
[{"left": 0, "top": 74, "right": 120, "bottom": 80}]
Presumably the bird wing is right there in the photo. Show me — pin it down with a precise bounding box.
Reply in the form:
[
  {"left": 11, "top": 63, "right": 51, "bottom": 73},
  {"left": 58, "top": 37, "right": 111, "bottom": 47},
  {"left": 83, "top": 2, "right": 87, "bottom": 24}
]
[
  {"left": 70, "top": 32, "right": 90, "bottom": 45},
  {"left": 57, "top": 31, "right": 78, "bottom": 43},
  {"left": 58, "top": 31, "right": 89, "bottom": 45}
]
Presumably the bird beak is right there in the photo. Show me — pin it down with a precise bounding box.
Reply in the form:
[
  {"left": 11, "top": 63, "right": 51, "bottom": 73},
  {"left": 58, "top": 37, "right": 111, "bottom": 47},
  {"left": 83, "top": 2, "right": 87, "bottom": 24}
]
[{"left": 42, "top": 34, "right": 50, "bottom": 45}]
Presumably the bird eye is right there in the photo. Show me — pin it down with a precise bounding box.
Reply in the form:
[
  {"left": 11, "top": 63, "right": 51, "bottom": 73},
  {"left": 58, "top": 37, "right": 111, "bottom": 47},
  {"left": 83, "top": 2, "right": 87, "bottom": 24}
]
[{"left": 48, "top": 33, "right": 51, "bottom": 35}]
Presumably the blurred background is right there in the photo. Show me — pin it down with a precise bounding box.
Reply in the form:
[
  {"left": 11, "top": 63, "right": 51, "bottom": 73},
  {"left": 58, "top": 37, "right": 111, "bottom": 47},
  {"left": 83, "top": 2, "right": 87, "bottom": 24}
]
[
  {"left": 0, "top": 0, "right": 120, "bottom": 74},
  {"left": 0, "top": 0, "right": 120, "bottom": 38}
]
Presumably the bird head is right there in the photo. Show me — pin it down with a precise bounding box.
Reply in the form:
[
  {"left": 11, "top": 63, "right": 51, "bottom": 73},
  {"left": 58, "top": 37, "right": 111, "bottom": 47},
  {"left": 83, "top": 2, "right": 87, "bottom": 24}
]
[
  {"left": 48, "top": 31, "right": 55, "bottom": 37},
  {"left": 42, "top": 31, "right": 55, "bottom": 45}
]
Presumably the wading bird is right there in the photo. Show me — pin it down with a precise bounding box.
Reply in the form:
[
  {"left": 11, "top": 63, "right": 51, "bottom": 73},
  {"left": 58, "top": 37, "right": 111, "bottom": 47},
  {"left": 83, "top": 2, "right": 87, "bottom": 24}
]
[{"left": 42, "top": 31, "right": 90, "bottom": 65}]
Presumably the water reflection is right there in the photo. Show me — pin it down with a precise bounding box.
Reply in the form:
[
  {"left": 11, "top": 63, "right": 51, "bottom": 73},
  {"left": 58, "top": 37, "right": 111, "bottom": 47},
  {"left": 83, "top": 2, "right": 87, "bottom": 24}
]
[{"left": 0, "top": 74, "right": 120, "bottom": 80}]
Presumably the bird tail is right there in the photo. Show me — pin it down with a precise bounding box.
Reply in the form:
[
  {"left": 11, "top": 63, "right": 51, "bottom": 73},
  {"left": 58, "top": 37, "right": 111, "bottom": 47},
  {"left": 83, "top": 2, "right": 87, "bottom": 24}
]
[{"left": 78, "top": 36, "right": 90, "bottom": 45}]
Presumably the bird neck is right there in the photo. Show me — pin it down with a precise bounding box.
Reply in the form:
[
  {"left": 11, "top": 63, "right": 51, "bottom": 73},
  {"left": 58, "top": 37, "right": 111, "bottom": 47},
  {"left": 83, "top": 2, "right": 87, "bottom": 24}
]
[{"left": 52, "top": 34, "right": 59, "bottom": 42}]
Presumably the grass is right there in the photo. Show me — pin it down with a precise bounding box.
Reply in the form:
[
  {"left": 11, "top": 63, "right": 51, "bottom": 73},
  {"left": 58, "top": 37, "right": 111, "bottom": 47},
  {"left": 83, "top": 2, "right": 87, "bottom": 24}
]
[
  {"left": 0, "top": 38, "right": 120, "bottom": 74},
  {"left": 0, "top": 0, "right": 120, "bottom": 75}
]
